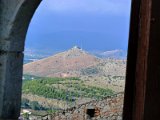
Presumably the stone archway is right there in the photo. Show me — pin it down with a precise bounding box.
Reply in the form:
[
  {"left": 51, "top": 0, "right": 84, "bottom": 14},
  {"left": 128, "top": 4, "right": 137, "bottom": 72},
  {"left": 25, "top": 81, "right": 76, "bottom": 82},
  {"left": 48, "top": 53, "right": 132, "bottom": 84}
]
[{"left": 0, "top": 0, "right": 41, "bottom": 119}]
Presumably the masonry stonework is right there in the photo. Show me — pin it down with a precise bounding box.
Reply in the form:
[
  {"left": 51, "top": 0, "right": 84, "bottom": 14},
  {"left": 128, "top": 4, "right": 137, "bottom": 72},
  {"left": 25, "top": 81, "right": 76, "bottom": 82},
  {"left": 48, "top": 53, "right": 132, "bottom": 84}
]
[
  {"left": 0, "top": 0, "right": 41, "bottom": 119},
  {"left": 50, "top": 93, "right": 124, "bottom": 120}
]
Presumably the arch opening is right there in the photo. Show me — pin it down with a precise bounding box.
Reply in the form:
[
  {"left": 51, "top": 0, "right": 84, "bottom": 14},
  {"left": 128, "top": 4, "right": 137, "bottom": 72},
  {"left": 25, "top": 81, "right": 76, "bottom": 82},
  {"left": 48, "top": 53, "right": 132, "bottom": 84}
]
[
  {"left": 22, "top": 0, "right": 131, "bottom": 119},
  {"left": 0, "top": 0, "right": 131, "bottom": 119}
]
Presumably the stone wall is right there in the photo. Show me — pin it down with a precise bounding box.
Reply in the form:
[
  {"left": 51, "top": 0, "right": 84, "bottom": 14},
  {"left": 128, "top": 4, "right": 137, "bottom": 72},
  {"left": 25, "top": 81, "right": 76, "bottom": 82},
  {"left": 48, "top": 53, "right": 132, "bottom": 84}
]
[
  {"left": 51, "top": 92, "right": 124, "bottom": 120},
  {"left": 0, "top": 0, "right": 41, "bottom": 118}
]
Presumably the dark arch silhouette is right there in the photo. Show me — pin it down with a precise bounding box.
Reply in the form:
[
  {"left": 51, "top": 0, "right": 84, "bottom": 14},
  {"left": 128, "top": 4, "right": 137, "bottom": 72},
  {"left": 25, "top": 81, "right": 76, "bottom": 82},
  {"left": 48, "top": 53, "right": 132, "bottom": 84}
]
[{"left": 0, "top": 0, "right": 41, "bottom": 118}]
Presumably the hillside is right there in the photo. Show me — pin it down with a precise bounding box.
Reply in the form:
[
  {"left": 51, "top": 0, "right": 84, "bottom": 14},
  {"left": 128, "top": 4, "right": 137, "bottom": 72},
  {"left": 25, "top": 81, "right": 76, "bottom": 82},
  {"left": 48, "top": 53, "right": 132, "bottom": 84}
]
[
  {"left": 22, "top": 77, "right": 114, "bottom": 109},
  {"left": 23, "top": 47, "right": 126, "bottom": 78},
  {"left": 99, "top": 49, "right": 127, "bottom": 59},
  {"left": 22, "top": 47, "right": 126, "bottom": 118},
  {"left": 23, "top": 46, "right": 101, "bottom": 77}
]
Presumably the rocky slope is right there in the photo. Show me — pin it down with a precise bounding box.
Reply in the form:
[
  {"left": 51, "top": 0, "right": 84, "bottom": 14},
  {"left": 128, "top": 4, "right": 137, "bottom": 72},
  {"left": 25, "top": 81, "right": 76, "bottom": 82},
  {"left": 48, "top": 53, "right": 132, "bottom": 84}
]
[
  {"left": 22, "top": 47, "right": 126, "bottom": 119},
  {"left": 24, "top": 47, "right": 126, "bottom": 78},
  {"left": 23, "top": 46, "right": 101, "bottom": 77}
]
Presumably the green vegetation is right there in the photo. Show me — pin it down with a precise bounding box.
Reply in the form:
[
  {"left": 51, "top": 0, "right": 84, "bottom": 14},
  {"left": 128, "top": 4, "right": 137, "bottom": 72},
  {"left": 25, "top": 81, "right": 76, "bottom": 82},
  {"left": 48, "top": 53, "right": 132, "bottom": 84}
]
[
  {"left": 22, "top": 76, "right": 114, "bottom": 107},
  {"left": 81, "top": 67, "right": 99, "bottom": 75},
  {"left": 21, "top": 98, "right": 48, "bottom": 110},
  {"left": 112, "top": 76, "right": 125, "bottom": 80}
]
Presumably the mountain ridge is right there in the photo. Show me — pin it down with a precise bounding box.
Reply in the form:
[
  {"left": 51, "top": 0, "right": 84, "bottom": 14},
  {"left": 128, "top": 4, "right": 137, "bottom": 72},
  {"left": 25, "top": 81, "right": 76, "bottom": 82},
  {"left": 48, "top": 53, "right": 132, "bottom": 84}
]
[{"left": 24, "top": 46, "right": 101, "bottom": 77}]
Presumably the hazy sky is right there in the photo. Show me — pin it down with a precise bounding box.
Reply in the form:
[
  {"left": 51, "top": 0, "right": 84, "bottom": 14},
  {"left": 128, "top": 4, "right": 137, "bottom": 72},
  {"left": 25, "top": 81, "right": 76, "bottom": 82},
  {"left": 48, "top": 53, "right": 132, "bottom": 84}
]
[{"left": 25, "top": 0, "right": 131, "bottom": 52}]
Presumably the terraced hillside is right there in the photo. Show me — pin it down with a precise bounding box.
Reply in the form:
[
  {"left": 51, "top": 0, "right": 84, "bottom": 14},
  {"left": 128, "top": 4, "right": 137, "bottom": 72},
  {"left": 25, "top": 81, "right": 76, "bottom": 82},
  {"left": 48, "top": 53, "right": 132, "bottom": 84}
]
[
  {"left": 23, "top": 47, "right": 126, "bottom": 88},
  {"left": 22, "top": 76, "right": 114, "bottom": 112},
  {"left": 22, "top": 47, "right": 126, "bottom": 117}
]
